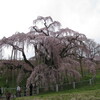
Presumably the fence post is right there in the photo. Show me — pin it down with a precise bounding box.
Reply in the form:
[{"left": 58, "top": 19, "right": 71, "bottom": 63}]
[
  {"left": 1, "top": 87, "right": 4, "bottom": 94},
  {"left": 92, "top": 76, "right": 96, "bottom": 84},
  {"left": 89, "top": 79, "right": 92, "bottom": 85},
  {"left": 36, "top": 87, "right": 39, "bottom": 94},
  {"left": 56, "top": 84, "right": 59, "bottom": 92},
  {"left": 26, "top": 88, "right": 30, "bottom": 96},
  {"left": 73, "top": 82, "right": 75, "bottom": 89}
]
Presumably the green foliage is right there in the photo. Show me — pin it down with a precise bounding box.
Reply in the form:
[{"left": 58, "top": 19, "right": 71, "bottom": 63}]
[
  {"left": 0, "top": 76, "right": 7, "bottom": 87},
  {"left": 0, "top": 68, "right": 28, "bottom": 88}
]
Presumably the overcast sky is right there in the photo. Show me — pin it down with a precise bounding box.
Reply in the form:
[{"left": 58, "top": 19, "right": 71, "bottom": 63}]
[{"left": 0, "top": 0, "right": 100, "bottom": 43}]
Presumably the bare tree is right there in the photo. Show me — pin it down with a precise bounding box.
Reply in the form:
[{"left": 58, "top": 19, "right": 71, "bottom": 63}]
[{"left": 85, "top": 39, "right": 100, "bottom": 60}]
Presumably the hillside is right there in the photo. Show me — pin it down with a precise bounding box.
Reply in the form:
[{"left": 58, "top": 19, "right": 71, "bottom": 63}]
[{"left": 14, "top": 71, "right": 100, "bottom": 100}]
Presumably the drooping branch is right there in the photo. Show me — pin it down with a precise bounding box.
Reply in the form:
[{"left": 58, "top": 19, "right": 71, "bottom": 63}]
[{"left": 4, "top": 41, "right": 35, "bottom": 69}]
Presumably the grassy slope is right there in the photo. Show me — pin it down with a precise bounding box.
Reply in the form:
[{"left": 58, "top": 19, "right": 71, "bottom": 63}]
[
  {"left": 15, "top": 90, "right": 100, "bottom": 100},
  {"left": 14, "top": 71, "right": 100, "bottom": 100}
]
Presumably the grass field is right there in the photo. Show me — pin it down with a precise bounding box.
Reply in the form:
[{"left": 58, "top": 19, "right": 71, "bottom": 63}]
[{"left": 14, "top": 89, "right": 100, "bottom": 100}]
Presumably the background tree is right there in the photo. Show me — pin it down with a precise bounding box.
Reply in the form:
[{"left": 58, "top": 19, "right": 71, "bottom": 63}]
[{"left": 85, "top": 39, "right": 100, "bottom": 60}]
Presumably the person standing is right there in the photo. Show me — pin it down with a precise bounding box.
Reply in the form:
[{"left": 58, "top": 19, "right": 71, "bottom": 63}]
[
  {"left": 29, "top": 84, "right": 33, "bottom": 96},
  {"left": 5, "top": 91, "right": 11, "bottom": 100},
  {"left": 16, "top": 86, "right": 21, "bottom": 97}
]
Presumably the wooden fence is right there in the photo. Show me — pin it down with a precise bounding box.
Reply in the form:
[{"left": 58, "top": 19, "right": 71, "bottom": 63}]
[{"left": 0, "top": 76, "right": 96, "bottom": 97}]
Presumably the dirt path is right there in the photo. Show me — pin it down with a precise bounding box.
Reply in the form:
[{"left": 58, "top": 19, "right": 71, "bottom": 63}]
[
  {"left": 0, "top": 97, "right": 5, "bottom": 100},
  {"left": 0, "top": 97, "right": 14, "bottom": 100}
]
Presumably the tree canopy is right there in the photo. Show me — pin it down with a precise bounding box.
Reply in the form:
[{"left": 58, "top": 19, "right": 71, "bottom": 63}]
[{"left": 0, "top": 16, "right": 99, "bottom": 88}]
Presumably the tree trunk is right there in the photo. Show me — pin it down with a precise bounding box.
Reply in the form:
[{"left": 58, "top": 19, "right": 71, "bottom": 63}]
[{"left": 79, "top": 59, "right": 84, "bottom": 77}]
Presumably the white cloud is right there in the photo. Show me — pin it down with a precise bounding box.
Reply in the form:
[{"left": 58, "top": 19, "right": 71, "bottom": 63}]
[
  {"left": 0, "top": 0, "right": 100, "bottom": 43},
  {"left": 57, "top": 0, "right": 100, "bottom": 43}
]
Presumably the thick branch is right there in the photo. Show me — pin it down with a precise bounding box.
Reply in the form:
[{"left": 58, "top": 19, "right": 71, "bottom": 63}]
[
  {"left": 33, "top": 26, "right": 49, "bottom": 36},
  {"left": 21, "top": 49, "right": 34, "bottom": 69},
  {"left": 60, "top": 35, "right": 82, "bottom": 58}
]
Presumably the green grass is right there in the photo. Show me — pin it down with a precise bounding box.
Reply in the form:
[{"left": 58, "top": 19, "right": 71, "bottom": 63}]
[{"left": 14, "top": 89, "right": 100, "bottom": 100}]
